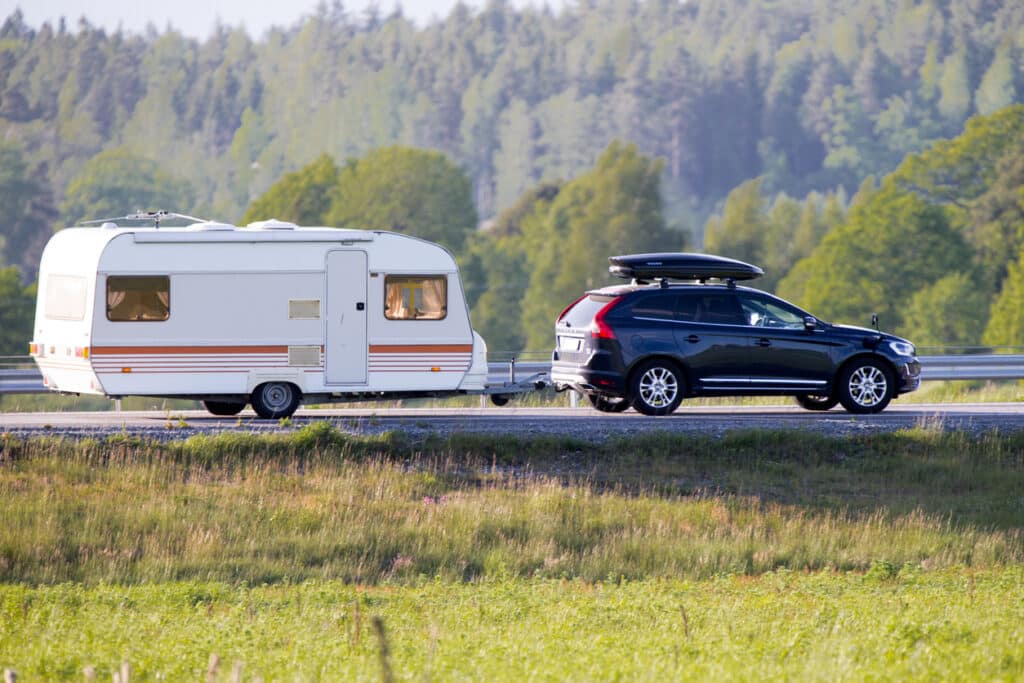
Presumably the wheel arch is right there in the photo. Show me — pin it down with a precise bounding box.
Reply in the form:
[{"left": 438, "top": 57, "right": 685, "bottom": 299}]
[{"left": 835, "top": 352, "right": 899, "bottom": 390}]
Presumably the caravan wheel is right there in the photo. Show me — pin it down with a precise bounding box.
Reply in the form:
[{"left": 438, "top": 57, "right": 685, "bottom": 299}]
[{"left": 251, "top": 382, "right": 301, "bottom": 419}]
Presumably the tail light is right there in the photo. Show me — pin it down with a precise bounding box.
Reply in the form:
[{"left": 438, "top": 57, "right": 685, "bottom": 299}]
[
  {"left": 556, "top": 294, "right": 587, "bottom": 323},
  {"left": 590, "top": 297, "right": 623, "bottom": 340},
  {"left": 75, "top": 346, "right": 90, "bottom": 359}
]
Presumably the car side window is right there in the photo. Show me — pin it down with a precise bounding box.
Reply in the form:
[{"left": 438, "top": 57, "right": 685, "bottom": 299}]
[
  {"left": 629, "top": 293, "right": 678, "bottom": 320},
  {"left": 694, "top": 293, "right": 745, "bottom": 325},
  {"left": 737, "top": 293, "right": 805, "bottom": 329}
]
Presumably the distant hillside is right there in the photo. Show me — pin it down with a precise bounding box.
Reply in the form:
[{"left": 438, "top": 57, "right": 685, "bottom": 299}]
[{"left": 0, "top": 0, "right": 1022, "bottom": 249}]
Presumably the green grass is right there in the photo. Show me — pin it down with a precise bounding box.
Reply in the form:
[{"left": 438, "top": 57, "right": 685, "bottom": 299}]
[
  {"left": 1, "top": 424, "right": 1022, "bottom": 585},
  {"left": 2, "top": 424, "right": 1023, "bottom": 679},
  {"left": 2, "top": 571, "right": 1022, "bottom": 681}
]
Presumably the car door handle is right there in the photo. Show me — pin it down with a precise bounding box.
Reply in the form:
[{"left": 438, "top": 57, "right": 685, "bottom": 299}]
[
  {"left": 756, "top": 338, "right": 771, "bottom": 347},
  {"left": 686, "top": 335, "right": 699, "bottom": 344}
]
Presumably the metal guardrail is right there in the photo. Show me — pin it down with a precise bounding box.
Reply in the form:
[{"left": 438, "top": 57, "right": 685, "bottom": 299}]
[{"left": 4, "top": 354, "right": 1024, "bottom": 395}]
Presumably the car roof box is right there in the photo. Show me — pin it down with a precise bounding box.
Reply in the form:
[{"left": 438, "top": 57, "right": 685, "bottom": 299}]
[{"left": 609, "top": 252, "right": 764, "bottom": 282}]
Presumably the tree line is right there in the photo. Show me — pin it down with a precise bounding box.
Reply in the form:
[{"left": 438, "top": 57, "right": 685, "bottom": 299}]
[{"left": 0, "top": 0, "right": 1023, "bottom": 354}]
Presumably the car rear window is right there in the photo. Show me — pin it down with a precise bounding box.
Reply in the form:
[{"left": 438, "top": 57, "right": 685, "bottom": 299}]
[{"left": 561, "top": 294, "right": 617, "bottom": 329}]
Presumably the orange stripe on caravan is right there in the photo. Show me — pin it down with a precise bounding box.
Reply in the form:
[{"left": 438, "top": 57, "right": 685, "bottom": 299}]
[
  {"left": 91, "top": 345, "right": 291, "bottom": 355},
  {"left": 369, "top": 344, "right": 473, "bottom": 353}
]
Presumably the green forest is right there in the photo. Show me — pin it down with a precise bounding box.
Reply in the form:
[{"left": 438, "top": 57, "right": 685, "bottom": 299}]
[{"left": 0, "top": 0, "right": 1023, "bottom": 354}]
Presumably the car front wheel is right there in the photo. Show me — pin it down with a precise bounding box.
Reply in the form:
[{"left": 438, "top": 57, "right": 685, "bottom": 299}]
[
  {"left": 794, "top": 394, "right": 839, "bottom": 411},
  {"left": 837, "top": 359, "right": 893, "bottom": 414},
  {"left": 629, "top": 360, "right": 684, "bottom": 416}
]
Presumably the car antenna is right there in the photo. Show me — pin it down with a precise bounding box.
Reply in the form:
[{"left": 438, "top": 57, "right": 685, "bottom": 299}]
[{"left": 871, "top": 313, "right": 879, "bottom": 331}]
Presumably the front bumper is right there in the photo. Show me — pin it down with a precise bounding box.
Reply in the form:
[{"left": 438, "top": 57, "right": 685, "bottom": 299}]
[{"left": 897, "top": 359, "right": 922, "bottom": 394}]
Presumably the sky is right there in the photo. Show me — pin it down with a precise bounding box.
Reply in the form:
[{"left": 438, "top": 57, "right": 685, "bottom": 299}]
[{"left": 0, "top": 0, "right": 556, "bottom": 38}]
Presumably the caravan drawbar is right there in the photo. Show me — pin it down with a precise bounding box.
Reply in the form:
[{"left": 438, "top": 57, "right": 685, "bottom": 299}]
[{"left": 30, "top": 215, "right": 541, "bottom": 417}]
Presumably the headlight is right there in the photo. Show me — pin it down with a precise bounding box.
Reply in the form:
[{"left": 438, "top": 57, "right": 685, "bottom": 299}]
[{"left": 888, "top": 341, "right": 916, "bottom": 357}]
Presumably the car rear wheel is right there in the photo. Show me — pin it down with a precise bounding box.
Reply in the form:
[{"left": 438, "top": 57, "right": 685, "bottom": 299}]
[
  {"left": 837, "top": 359, "right": 893, "bottom": 414},
  {"left": 794, "top": 394, "right": 839, "bottom": 411},
  {"left": 202, "top": 400, "right": 246, "bottom": 416},
  {"left": 587, "top": 394, "right": 630, "bottom": 413},
  {"left": 251, "top": 382, "right": 301, "bottom": 419},
  {"left": 629, "top": 360, "right": 684, "bottom": 416}
]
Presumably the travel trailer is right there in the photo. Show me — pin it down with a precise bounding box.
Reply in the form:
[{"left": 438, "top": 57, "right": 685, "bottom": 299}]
[{"left": 30, "top": 213, "right": 543, "bottom": 418}]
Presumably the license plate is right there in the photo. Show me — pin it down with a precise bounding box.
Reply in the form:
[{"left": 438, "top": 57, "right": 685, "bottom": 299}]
[{"left": 559, "top": 336, "right": 582, "bottom": 351}]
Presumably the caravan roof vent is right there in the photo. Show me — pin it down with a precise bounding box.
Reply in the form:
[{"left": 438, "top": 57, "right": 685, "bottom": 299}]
[
  {"left": 185, "top": 221, "right": 236, "bottom": 231},
  {"left": 100, "top": 222, "right": 119, "bottom": 230},
  {"left": 246, "top": 219, "right": 297, "bottom": 230}
]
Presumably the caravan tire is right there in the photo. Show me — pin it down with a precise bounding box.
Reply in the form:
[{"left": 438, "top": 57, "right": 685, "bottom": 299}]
[
  {"left": 251, "top": 382, "right": 301, "bottom": 419},
  {"left": 202, "top": 400, "right": 246, "bottom": 416}
]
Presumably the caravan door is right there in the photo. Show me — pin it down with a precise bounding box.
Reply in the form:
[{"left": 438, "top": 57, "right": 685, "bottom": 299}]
[{"left": 325, "top": 250, "right": 368, "bottom": 384}]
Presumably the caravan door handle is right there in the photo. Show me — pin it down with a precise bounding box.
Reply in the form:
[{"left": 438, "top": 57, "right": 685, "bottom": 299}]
[{"left": 356, "top": 302, "right": 365, "bottom": 311}]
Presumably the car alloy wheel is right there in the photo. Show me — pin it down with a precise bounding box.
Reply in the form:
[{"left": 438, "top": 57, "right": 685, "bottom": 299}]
[
  {"left": 838, "top": 359, "right": 893, "bottom": 414},
  {"left": 630, "top": 360, "right": 684, "bottom": 416}
]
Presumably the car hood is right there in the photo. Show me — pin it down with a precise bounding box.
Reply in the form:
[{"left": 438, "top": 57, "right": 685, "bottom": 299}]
[{"left": 829, "top": 323, "right": 911, "bottom": 345}]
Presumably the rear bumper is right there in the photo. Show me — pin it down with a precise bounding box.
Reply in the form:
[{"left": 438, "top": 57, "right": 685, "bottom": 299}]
[{"left": 551, "top": 364, "right": 626, "bottom": 396}]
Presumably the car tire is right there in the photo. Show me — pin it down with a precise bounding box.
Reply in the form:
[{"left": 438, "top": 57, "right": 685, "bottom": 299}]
[
  {"left": 837, "top": 359, "right": 894, "bottom": 414},
  {"left": 587, "top": 394, "right": 630, "bottom": 413},
  {"left": 490, "top": 394, "right": 511, "bottom": 407},
  {"left": 794, "top": 394, "right": 839, "bottom": 411},
  {"left": 251, "top": 382, "right": 302, "bottom": 419},
  {"left": 629, "top": 359, "right": 684, "bottom": 416},
  {"left": 202, "top": 400, "right": 246, "bottom": 416}
]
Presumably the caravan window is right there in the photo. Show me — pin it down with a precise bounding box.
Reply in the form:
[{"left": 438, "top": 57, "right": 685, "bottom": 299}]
[
  {"left": 107, "top": 276, "right": 170, "bottom": 322},
  {"left": 45, "top": 275, "right": 87, "bottom": 321},
  {"left": 384, "top": 275, "right": 447, "bottom": 320}
]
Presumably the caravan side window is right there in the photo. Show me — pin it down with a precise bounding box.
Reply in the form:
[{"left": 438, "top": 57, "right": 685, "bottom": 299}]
[
  {"left": 107, "top": 276, "right": 170, "bottom": 322},
  {"left": 384, "top": 275, "right": 447, "bottom": 320}
]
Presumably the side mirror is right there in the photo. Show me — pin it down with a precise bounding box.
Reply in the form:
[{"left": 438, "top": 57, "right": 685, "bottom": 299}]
[{"left": 803, "top": 316, "right": 817, "bottom": 331}]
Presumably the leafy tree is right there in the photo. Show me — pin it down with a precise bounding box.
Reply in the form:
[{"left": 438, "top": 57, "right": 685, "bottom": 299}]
[
  {"left": 520, "top": 142, "right": 677, "bottom": 350},
  {"left": 703, "top": 178, "right": 767, "bottom": 268},
  {"left": 242, "top": 154, "right": 339, "bottom": 225},
  {"left": 60, "top": 148, "right": 195, "bottom": 225},
  {"left": 0, "top": 140, "right": 56, "bottom": 279},
  {"left": 326, "top": 146, "right": 478, "bottom": 251},
  {"left": 900, "top": 272, "right": 989, "bottom": 348},
  {"left": 777, "top": 180, "right": 968, "bottom": 331},
  {"left": 0, "top": 266, "right": 35, "bottom": 355},
  {"left": 974, "top": 42, "right": 1017, "bottom": 116},
  {"left": 983, "top": 250, "right": 1024, "bottom": 347},
  {"left": 465, "top": 181, "right": 561, "bottom": 352}
]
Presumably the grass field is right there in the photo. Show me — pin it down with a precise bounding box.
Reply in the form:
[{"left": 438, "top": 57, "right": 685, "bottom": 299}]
[{"left": 1, "top": 424, "right": 1023, "bottom": 679}]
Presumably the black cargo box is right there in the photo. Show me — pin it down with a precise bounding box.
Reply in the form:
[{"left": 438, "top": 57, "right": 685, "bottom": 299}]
[{"left": 608, "top": 252, "right": 764, "bottom": 282}]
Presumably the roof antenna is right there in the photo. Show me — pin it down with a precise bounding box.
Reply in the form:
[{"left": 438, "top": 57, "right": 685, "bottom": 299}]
[{"left": 871, "top": 313, "right": 879, "bottom": 331}]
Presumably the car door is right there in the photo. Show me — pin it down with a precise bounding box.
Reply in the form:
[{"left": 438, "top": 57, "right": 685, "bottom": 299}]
[
  {"left": 736, "top": 291, "right": 835, "bottom": 391},
  {"left": 671, "top": 290, "right": 751, "bottom": 392}
]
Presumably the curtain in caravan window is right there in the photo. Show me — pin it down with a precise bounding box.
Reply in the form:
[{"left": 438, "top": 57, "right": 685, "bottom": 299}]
[
  {"left": 384, "top": 275, "right": 447, "bottom": 320},
  {"left": 107, "top": 276, "right": 170, "bottom": 321}
]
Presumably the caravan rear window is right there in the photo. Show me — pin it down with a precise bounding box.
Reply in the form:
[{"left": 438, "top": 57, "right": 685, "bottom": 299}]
[
  {"left": 384, "top": 275, "right": 447, "bottom": 320},
  {"left": 45, "top": 275, "right": 87, "bottom": 321},
  {"left": 107, "top": 276, "right": 170, "bottom": 322}
]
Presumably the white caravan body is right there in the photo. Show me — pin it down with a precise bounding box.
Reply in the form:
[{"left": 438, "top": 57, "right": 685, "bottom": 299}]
[{"left": 30, "top": 220, "right": 492, "bottom": 415}]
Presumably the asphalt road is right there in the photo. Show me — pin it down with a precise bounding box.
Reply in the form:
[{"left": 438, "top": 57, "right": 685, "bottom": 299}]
[{"left": 2, "top": 403, "right": 1023, "bottom": 441}]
